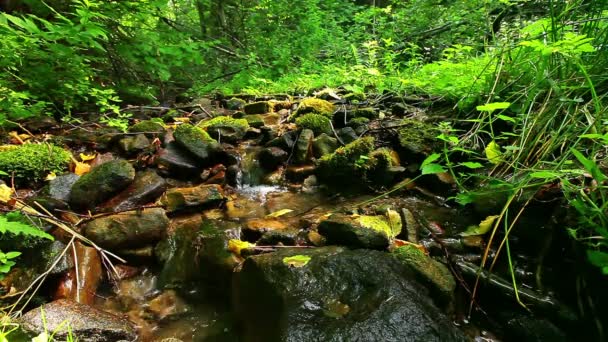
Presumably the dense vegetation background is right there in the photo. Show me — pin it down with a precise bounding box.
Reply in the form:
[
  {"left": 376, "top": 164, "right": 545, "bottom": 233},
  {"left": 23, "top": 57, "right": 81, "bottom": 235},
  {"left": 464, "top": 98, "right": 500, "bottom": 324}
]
[{"left": 1, "top": 0, "right": 607, "bottom": 332}]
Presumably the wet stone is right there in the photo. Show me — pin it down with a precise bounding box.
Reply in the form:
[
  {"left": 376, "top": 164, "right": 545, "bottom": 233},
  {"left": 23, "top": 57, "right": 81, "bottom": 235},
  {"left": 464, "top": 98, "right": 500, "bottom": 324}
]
[
  {"left": 46, "top": 173, "right": 80, "bottom": 202},
  {"left": 258, "top": 147, "right": 289, "bottom": 171},
  {"left": 20, "top": 299, "right": 137, "bottom": 342},
  {"left": 100, "top": 170, "right": 167, "bottom": 212},
  {"left": 156, "top": 141, "right": 202, "bottom": 178},
  {"left": 160, "top": 183, "right": 225, "bottom": 213},
  {"left": 84, "top": 208, "right": 169, "bottom": 250},
  {"left": 69, "top": 159, "right": 135, "bottom": 211}
]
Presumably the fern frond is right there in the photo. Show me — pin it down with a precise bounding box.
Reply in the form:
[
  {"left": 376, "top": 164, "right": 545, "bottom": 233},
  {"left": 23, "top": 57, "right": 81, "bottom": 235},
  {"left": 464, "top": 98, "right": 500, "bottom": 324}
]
[{"left": 0, "top": 215, "right": 53, "bottom": 240}]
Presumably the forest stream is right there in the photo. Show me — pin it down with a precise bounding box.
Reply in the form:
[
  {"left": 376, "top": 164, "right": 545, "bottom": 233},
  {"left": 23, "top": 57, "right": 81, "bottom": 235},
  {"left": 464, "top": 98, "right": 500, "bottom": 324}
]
[{"left": 0, "top": 94, "right": 601, "bottom": 342}]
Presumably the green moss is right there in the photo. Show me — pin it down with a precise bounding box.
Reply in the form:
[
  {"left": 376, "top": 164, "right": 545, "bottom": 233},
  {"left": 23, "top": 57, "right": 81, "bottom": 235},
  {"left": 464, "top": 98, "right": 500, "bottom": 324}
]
[
  {"left": 175, "top": 123, "right": 216, "bottom": 143},
  {"left": 198, "top": 116, "right": 250, "bottom": 131},
  {"left": 358, "top": 215, "right": 393, "bottom": 239},
  {"left": 295, "top": 113, "right": 332, "bottom": 135},
  {"left": 129, "top": 120, "right": 165, "bottom": 135},
  {"left": 244, "top": 114, "right": 265, "bottom": 128},
  {"left": 397, "top": 119, "right": 440, "bottom": 155},
  {"left": 0, "top": 143, "right": 71, "bottom": 182},
  {"left": 348, "top": 117, "right": 370, "bottom": 128},
  {"left": 353, "top": 107, "right": 377, "bottom": 119},
  {"left": 291, "top": 98, "right": 335, "bottom": 120},
  {"left": 392, "top": 245, "right": 456, "bottom": 298},
  {"left": 316, "top": 137, "right": 375, "bottom": 189},
  {"left": 226, "top": 97, "right": 247, "bottom": 110}
]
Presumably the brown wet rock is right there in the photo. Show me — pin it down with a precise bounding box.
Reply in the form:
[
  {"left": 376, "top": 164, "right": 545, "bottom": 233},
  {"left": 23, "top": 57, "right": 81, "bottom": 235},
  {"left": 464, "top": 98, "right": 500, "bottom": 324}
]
[
  {"left": 258, "top": 147, "right": 289, "bottom": 171},
  {"left": 285, "top": 165, "right": 316, "bottom": 182},
  {"left": 20, "top": 299, "right": 137, "bottom": 342},
  {"left": 148, "top": 290, "right": 190, "bottom": 321},
  {"left": 243, "top": 218, "right": 288, "bottom": 241},
  {"left": 160, "top": 183, "right": 225, "bottom": 213},
  {"left": 54, "top": 242, "right": 102, "bottom": 305}
]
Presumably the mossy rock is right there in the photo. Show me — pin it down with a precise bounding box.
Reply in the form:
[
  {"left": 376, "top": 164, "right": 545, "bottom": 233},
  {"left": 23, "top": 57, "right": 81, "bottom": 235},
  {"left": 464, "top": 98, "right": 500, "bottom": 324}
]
[
  {"left": 291, "top": 98, "right": 335, "bottom": 120},
  {"left": 160, "top": 184, "right": 225, "bottom": 213},
  {"left": 0, "top": 143, "right": 71, "bottom": 183},
  {"left": 316, "top": 137, "right": 375, "bottom": 189},
  {"left": 397, "top": 119, "right": 440, "bottom": 156},
  {"left": 347, "top": 117, "right": 370, "bottom": 128},
  {"left": 173, "top": 123, "right": 220, "bottom": 162},
  {"left": 128, "top": 120, "right": 166, "bottom": 137},
  {"left": 317, "top": 214, "right": 391, "bottom": 250},
  {"left": 69, "top": 160, "right": 135, "bottom": 211},
  {"left": 244, "top": 114, "right": 265, "bottom": 128},
  {"left": 312, "top": 134, "right": 339, "bottom": 158},
  {"left": 366, "top": 148, "right": 400, "bottom": 186},
  {"left": 295, "top": 114, "right": 332, "bottom": 135},
  {"left": 353, "top": 107, "right": 377, "bottom": 119},
  {"left": 226, "top": 97, "right": 247, "bottom": 110},
  {"left": 244, "top": 101, "right": 273, "bottom": 115},
  {"left": 197, "top": 116, "right": 250, "bottom": 143},
  {"left": 392, "top": 245, "right": 456, "bottom": 300},
  {"left": 344, "top": 92, "right": 366, "bottom": 102}
]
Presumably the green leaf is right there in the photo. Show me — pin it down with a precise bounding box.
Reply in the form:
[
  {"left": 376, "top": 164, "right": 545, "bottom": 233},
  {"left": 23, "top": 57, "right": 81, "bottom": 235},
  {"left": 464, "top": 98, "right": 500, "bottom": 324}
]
[
  {"left": 476, "top": 102, "right": 511, "bottom": 112},
  {"left": 3, "top": 251, "right": 20, "bottom": 259},
  {"left": 485, "top": 141, "right": 503, "bottom": 165},
  {"left": 460, "top": 215, "right": 500, "bottom": 236},
  {"left": 421, "top": 163, "right": 446, "bottom": 175},
  {"left": 283, "top": 255, "right": 311, "bottom": 267},
  {"left": 570, "top": 148, "right": 607, "bottom": 182},
  {"left": 420, "top": 153, "right": 441, "bottom": 168},
  {"left": 458, "top": 162, "right": 483, "bottom": 169},
  {"left": 496, "top": 114, "right": 516, "bottom": 123},
  {"left": 587, "top": 250, "right": 608, "bottom": 273},
  {"left": 529, "top": 171, "right": 562, "bottom": 179}
]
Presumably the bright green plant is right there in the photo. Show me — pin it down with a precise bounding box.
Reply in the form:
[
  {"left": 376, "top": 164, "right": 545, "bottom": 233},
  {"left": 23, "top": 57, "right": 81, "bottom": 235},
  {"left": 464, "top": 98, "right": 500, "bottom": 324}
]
[{"left": 0, "top": 144, "right": 71, "bottom": 183}]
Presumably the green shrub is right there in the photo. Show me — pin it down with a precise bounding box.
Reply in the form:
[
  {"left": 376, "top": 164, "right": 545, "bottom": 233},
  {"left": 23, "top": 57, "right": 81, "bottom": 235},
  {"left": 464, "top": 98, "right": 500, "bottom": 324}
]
[
  {"left": 295, "top": 114, "right": 332, "bottom": 135},
  {"left": 0, "top": 143, "right": 71, "bottom": 182}
]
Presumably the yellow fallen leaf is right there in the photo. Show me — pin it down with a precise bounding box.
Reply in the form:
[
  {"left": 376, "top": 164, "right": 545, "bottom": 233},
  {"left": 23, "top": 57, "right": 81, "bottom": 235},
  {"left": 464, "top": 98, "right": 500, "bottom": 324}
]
[
  {"left": 485, "top": 141, "right": 503, "bottom": 165},
  {"left": 460, "top": 215, "right": 500, "bottom": 236},
  {"left": 79, "top": 153, "right": 96, "bottom": 162},
  {"left": 44, "top": 172, "right": 57, "bottom": 181},
  {"left": 173, "top": 117, "right": 190, "bottom": 123},
  {"left": 228, "top": 239, "right": 255, "bottom": 257},
  {"left": 74, "top": 162, "right": 91, "bottom": 176},
  {"left": 283, "top": 255, "right": 311, "bottom": 267},
  {"left": 266, "top": 208, "right": 293, "bottom": 218},
  {"left": 0, "top": 184, "right": 13, "bottom": 203}
]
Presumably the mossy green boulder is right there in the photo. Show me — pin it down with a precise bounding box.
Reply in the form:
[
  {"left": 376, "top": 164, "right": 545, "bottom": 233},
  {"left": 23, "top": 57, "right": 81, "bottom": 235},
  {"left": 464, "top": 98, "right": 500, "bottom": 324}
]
[
  {"left": 0, "top": 143, "right": 71, "bottom": 183},
  {"left": 244, "top": 114, "right": 265, "bottom": 128},
  {"left": 292, "top": 98, "right": 335, "bottom": 120},
  {"left": 197, "top": 116, "right": 250, "bottom": 143},
  {"left": 69, "top": 160, "right": 135, "bottom": 210},
  {"left": 226, "top": 97, "right": 247, "bottom": 110},
  {"left": 316, "top": 137, "right": 374, "bottom": 188},
  {"left": 392, "top": 245, "right": 456, "bottom": 300},
  {"left": 295, "top": 113, "right": 332, "bottom": 135},
  {"left": 173, "top": 123, "right": 220, "bottom": 162},
  {"left": 317, "top": 213, "right": 397, "bottom": 250},
  {"left": 398, "top": 119, "right": 440, "bottom": 155}
]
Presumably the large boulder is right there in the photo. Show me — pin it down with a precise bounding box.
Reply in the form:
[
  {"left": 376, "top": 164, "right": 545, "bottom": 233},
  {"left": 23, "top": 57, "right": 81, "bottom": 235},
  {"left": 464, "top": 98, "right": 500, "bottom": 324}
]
[
  {"left": 84, "top": 208, "right": 169, "bottom": 249},
  {"left": 69, "top": 160, "right": 135, "bottom": 211},
  {"left": 19, "top": 299, "right": 137, "bottom": 342},
  {"left": 233, "top": 247, "right": 466, "bottom": 342}
]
